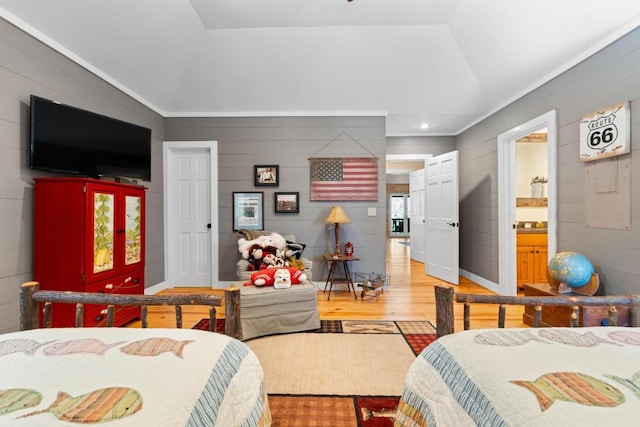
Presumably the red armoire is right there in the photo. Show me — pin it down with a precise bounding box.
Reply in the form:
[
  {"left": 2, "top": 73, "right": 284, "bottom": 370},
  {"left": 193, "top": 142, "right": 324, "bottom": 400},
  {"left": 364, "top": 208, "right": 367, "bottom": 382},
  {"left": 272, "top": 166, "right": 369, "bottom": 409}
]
[{"left": 34, "top": 178, "right": 145, "bottom": 327}]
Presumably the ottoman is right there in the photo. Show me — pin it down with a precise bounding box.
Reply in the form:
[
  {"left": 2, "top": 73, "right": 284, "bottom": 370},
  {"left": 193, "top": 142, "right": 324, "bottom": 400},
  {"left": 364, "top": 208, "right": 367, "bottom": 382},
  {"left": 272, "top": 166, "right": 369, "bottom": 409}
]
[{"left": 237, "top": 281, "right": 320, "bottom": 341}]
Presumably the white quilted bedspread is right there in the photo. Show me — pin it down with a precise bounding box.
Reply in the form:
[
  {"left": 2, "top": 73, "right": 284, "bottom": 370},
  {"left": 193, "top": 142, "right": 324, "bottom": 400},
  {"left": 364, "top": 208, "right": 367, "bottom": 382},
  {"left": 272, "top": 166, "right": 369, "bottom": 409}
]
[
  {"left": 0, "top": 328, "right": 270, "bottom": 426},
  {"left": 396, "top": 327, "right": 640, "bottom": 426}
]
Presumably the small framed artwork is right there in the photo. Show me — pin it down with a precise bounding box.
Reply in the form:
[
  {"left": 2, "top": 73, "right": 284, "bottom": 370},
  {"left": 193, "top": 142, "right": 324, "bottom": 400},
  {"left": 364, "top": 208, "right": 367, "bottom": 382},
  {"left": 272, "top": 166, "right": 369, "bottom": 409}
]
[
  {"left": 254, "top": 165, "right": 279, "bottom": 186},
  {"left": 275, "top": 192, "right": 300, "bottom": 214},
  {"left": 233, "top": 192, "right": 264, "bottom": 231}
]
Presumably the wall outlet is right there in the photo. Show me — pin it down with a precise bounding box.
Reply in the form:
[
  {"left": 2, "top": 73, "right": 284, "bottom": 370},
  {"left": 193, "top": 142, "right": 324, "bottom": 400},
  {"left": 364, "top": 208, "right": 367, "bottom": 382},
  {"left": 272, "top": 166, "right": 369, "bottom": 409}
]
[{"left": 367, "top": 207, "right": 376, "bottom": 216}]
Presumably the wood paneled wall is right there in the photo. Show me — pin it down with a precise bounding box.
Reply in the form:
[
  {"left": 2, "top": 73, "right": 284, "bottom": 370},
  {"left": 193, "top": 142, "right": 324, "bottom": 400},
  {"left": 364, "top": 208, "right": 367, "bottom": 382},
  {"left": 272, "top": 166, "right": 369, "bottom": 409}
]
[
  {"left": 165, "top": 116, "right": 387, "bottom": 281},
  {"left": 456, "top": 27, "right": 640, "bottom": 295},
  {"left": 0, "top": 19, "right": 164, "bottom": 333}
]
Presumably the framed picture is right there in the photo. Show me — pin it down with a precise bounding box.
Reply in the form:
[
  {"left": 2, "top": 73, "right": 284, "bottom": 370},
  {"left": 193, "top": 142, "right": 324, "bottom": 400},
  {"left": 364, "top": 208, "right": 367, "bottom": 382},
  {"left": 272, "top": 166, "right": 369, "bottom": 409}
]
[
  {"left": 233, "top": 192, "right": 264, "bottom": 231},
  {"left": 254, "top": 165, "right": 279, "bottom": 186},
  {"left": 275, "top": 192, "right": 300, "bottom": 214}
]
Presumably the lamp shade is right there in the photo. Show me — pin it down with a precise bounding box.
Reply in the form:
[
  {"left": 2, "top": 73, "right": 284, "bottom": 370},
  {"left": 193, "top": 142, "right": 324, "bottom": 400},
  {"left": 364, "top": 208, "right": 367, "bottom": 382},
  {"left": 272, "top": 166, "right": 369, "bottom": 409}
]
[{"left": 325, "top": 206, "right": 350, "bottom": 224}]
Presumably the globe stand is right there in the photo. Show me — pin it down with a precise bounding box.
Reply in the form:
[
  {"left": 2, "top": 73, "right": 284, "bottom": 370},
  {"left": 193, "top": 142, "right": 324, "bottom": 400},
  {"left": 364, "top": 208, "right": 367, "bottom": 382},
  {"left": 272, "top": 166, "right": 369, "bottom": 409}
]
[{"left": 555, "top": 273, "right": 600, "bottom": 296}]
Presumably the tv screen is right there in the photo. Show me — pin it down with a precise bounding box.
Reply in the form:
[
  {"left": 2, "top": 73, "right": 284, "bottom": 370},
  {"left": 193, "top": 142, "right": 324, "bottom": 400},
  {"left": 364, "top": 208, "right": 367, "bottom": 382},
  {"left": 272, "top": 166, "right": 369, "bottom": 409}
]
[{"left": 30, "top": 95, "right": 151, "bottom": 181}]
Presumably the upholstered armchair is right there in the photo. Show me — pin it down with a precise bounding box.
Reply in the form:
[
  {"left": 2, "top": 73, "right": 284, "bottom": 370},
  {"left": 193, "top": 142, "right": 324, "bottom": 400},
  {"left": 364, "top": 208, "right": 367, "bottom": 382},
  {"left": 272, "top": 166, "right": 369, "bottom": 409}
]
[{"left": 235, "top": 230, "right": 313, "bottom": 282}]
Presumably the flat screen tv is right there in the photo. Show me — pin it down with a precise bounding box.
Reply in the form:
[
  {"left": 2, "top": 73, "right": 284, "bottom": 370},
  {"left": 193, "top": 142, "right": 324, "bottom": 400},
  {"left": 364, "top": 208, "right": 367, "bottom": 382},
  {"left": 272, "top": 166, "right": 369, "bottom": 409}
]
[{"left": 30, "top": 95, "right": 152, "bottom": 181}]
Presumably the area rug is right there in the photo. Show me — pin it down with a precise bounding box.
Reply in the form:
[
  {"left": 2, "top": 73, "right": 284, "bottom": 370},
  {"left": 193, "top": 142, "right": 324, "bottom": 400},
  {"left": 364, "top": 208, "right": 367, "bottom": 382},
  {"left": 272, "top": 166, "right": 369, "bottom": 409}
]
[
  {"left": 192, "top": 319, "right": 437, "bottom": 426},
  {"left": 192, "top": 318, "right": 436, "bottom": 357},
  {"left": 268, "top": 395, "right": 400, "bottom": 427}
]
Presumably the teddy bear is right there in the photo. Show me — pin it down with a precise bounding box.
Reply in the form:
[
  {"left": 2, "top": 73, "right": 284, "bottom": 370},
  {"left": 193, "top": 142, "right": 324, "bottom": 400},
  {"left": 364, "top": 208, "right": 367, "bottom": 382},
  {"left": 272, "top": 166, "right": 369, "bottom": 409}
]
[
  {"left": 261, "top": 252, "right": 276, "bottom": 267},
  {"left": 245, "top": 246, "right": 264, "bottom": 271},
  {"left": 250, "top": 267, "right": 307, "bottom": 288},
  {"left": 238, "top": 235, "right": 270, "bottom": 259},
  {"left": 238, "top": 232, "right": 288, "bottom": 259}
]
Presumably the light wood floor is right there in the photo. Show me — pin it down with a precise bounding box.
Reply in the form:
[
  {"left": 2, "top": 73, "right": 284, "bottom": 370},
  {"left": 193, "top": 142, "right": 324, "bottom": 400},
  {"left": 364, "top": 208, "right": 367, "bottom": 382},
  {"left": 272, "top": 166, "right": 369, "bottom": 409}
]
[{"left": 140, "top": 237, "right": 525, "bottom": 331}]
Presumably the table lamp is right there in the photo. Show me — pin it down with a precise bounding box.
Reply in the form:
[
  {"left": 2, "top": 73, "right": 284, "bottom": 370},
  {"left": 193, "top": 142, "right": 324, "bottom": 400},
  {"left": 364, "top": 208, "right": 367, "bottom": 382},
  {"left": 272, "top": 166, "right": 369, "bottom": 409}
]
[{"left": 325, "top": 206, "right": 350, "bottom": 256}]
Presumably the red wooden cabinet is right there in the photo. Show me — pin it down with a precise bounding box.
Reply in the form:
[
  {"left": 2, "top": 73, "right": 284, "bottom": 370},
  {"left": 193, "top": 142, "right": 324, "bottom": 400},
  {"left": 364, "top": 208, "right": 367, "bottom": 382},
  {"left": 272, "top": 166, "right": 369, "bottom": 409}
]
[{"left": 34, "top": 178, "right": 145, "bottom": 327}]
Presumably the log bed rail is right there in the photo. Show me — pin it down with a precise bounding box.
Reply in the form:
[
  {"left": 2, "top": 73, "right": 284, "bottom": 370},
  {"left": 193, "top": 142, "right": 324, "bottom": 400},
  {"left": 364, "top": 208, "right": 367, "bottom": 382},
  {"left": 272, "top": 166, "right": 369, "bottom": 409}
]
[
  {"left": 20, "top": 281, "right": 242, "bottom": 340},
  {"left": 435, "top": 283, "right": 640, "bottom": 338}
]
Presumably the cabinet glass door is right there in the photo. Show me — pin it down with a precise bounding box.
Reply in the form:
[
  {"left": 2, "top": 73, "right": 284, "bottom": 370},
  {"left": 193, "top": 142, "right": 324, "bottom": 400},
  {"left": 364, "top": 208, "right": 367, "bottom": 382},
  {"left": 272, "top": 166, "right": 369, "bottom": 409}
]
[
  {"left": 93, "top": 192, "right": 115, "bottom": 273},
  {"left": 125, "top": 195, "right": 142, "bottom": 266}
]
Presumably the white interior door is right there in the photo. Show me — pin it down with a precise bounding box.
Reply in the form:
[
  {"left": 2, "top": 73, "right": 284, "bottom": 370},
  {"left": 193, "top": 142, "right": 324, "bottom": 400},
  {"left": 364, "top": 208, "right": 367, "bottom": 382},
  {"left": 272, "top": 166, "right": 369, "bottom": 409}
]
[
  {"left": 410, "top": 169, "right": 425, "bottom": 263},
  {"left": 425, "top": 151, "right": 459, "bottom": 284},
  {"left": 164, "top": 141, "right": 218, "bottom": 287}
]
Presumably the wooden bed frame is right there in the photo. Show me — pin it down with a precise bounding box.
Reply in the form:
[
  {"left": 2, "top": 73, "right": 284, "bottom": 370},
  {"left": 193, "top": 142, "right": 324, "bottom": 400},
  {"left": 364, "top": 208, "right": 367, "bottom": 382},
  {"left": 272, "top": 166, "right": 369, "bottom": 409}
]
[
  {"left": 434, "top": 283, "right": 639, "bottom": 337},
  {"left": 19, "top": 281, "right": 243, "bottom": 339}
]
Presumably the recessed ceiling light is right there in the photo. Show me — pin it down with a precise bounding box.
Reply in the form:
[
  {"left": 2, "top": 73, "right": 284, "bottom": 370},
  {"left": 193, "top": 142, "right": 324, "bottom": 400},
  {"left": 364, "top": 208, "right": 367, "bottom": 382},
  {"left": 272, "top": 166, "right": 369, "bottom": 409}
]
[{"left": 419, "top": 123, "right": 430, "bottom": 129}]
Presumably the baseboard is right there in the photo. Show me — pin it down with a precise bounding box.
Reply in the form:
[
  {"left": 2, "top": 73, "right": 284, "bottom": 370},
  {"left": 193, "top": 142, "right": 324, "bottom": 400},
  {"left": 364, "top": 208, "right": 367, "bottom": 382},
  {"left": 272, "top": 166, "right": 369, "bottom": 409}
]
[
  {"left": 144, "top": 281, "right": 169, "bottom": 295},
  {"left": 459, "top": 269, "right": 499, "bottom": 293},
  {"left": 213, "top": 281, "right": 236, "bottom": 289},
  {"left": 146, "top": 280, "right": 239, "bottom": 293}
]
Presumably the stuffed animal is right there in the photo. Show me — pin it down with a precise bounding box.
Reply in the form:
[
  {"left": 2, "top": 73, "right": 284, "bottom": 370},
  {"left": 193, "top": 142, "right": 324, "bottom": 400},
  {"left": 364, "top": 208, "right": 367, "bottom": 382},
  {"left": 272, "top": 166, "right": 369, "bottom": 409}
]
[
  {"left": 238, "top": 235, "right": 269, "bottom": 259},
  {"left": 288, "top": 258, "right": 305, "bottom": 271},
  {"left": 238, "top": 232, "right": 287, "bottom": 259},
  {"left": 261, "top": 232, "right": 287, "bottom": 251},
  {"left": 250, "top": 267, "right": 307, "bottom": 288},
  {"left": 262, "top": 253, "right": 276, "bottom": 267}
]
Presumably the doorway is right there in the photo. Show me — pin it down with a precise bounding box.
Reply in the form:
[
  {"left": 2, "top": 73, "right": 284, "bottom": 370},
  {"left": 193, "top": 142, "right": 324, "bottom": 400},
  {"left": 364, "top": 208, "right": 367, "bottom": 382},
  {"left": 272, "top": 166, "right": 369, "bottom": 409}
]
[
  {"left": 498, "top": 111, "right": 557, "bottom": 296},
  {"left": 515, "top": 131, "right": 549, "bottom": 290},
  {"left": 163, "top": 141, "right": 219, "bottom": 288},
  {"left": 390, "top": 194, "right": 410, "bottom": 236}
]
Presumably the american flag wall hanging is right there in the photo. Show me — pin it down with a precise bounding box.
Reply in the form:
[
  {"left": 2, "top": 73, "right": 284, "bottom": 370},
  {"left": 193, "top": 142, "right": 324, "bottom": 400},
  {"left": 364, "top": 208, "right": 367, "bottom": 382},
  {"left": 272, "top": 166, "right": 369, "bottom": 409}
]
[{"left": 310, "top": 157, "right": 378, "bottom": 201}]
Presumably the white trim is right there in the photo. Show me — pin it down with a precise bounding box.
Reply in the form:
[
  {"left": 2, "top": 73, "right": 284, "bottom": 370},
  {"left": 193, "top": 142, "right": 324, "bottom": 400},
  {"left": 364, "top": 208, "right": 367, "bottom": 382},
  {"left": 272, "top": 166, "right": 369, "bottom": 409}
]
[
  {"left": 212, "top": 281, "right": 236, "bottom": 290},
  {"left": 385, "top": 132, "right": 456, "bottom": 137},
  {"left": 386, "top": 154, "right": 432, "bottom": 161},
  {"left": 144, "top": 281, "right": 170, "bottom": 295},
  {"left": 147, "top": 281, "right": 235, "bottom": 292},
  {"left": 459, "top": 269, "right": 499, "bottom": 293},
  {"left": 164, "top": 111, "right": 387, "bottom": 118},
  {"left": 497, "top": 110, "right": 557, "bottom": 296},
  {"left": 163, "top": 141, "right": 219, "bottom": 288}
]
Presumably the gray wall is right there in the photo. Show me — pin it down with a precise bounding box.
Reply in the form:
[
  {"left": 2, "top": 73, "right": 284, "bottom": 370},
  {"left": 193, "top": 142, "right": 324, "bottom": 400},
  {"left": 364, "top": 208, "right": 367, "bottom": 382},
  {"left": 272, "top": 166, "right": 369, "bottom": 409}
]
[
  {"left": 0, "top": 19, "right": 164, "bottom": 333},
  {"left": 387, "top": 135, "right": 456, "bottom": 156},
  {"left": 165, "top": 117, "right": 388, "bottom": 282},
  {"left": 457, "top": 27, "right": 640, "bottom": 295}
]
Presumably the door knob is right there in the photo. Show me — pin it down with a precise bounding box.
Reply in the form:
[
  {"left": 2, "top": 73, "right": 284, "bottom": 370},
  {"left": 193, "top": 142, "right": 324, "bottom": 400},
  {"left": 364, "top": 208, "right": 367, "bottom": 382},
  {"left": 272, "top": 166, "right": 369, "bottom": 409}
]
[
  {"left": 446, "top": 222, "right": 459, "bottom": 227},
  {"left": 207, "top": 223, "right": 211, "bottom": 229}
]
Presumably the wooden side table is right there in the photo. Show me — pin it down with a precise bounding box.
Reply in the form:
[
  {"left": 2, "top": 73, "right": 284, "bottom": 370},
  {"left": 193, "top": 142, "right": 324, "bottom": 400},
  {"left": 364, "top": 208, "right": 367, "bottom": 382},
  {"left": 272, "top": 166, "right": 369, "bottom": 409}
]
[{"left": 322, "top": 254, "right": 359, "bottom": 300}]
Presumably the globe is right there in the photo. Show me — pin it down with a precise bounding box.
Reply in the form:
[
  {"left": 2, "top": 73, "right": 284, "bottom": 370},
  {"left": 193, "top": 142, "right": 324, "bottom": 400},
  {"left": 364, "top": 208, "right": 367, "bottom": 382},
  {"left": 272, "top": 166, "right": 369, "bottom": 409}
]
[{"left": 547, "top": 252, "right": 594, "bottom": 289}]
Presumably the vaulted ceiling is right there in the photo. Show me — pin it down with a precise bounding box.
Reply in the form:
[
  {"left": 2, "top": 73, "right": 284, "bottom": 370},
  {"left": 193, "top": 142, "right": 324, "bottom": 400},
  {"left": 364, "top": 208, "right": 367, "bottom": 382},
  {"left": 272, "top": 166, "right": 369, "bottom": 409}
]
[{"left": 1, "top": 0, "right": 639, "bottom": 136}]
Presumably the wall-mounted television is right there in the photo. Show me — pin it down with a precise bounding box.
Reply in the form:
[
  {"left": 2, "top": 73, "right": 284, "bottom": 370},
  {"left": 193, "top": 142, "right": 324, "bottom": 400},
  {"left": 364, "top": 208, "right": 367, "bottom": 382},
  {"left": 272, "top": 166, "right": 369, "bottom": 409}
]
[{"left": 30, "top": 95, "right": 152, "bottom": 181}]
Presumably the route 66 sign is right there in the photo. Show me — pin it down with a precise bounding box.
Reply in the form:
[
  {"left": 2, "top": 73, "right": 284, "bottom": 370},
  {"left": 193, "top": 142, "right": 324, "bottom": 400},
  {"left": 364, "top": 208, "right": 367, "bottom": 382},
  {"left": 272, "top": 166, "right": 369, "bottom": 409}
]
[{"left": 580, "top": 101, "right": 630, "bottom": 162}]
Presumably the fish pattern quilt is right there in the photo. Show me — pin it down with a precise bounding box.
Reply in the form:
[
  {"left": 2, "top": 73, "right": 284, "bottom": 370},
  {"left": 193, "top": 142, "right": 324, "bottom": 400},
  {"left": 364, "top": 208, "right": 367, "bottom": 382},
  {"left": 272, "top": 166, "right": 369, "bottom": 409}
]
[
  {"left": 0, "top": 328, "right": 271, "bottom": 426},
  {"left": 395, "top": 327, "right": 640, "bottom": 426}
]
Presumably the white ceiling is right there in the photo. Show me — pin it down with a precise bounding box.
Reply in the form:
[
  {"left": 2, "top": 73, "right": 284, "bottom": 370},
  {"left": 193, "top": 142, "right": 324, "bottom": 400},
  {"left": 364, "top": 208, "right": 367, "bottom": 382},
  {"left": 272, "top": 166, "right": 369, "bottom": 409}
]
[{"left": 1, "top": 0, "right": 640, "bottom": 136}]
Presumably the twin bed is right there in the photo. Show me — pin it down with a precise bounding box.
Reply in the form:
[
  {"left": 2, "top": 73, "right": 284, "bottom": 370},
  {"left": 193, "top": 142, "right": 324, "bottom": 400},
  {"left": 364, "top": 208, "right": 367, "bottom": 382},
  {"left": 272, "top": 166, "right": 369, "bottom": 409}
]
[
  {"left": 0, "top": 328, "right": 270, "bottom": 426},
  {"left": 1, "top": 282, "right": 271, "bottom": 426},
  {"left": 395, "top": 283, "right": 640, "bottom": 426}
]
